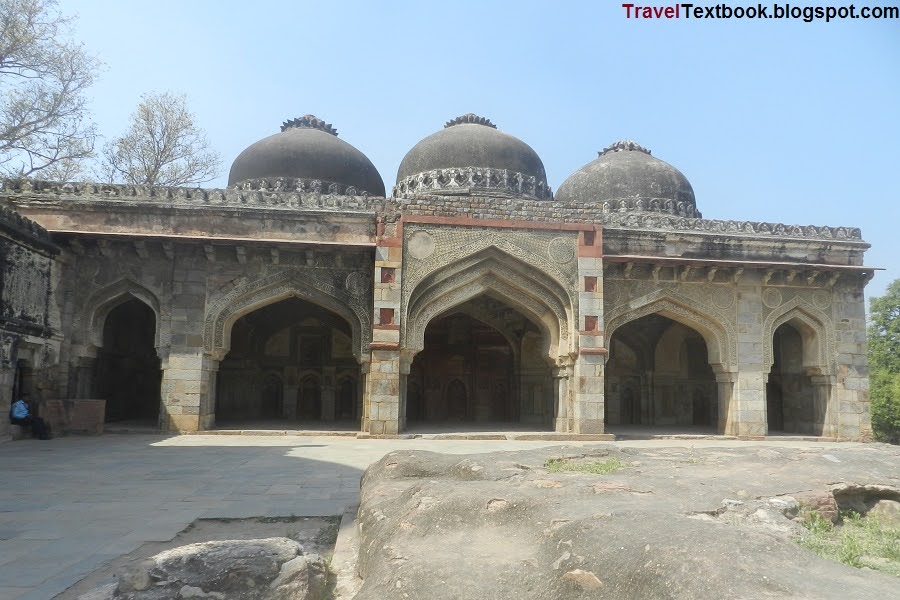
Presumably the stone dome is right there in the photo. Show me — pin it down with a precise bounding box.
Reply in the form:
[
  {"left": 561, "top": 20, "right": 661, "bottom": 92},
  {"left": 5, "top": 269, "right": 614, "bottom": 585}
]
[
  {"left": 556, "top": 141, "right": 700, "bottom": 218},
  {"left": 228, "top": 115, "right": 386, "bottom": 196},
  {"left": 394, "top": 114, "right": 551, "bottom": 199}
]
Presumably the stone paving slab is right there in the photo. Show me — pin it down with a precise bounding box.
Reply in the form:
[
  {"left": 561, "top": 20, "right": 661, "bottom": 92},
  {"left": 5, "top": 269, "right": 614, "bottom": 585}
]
[{"left": 0, "top": 433, "right": 868, "bottom": 598}]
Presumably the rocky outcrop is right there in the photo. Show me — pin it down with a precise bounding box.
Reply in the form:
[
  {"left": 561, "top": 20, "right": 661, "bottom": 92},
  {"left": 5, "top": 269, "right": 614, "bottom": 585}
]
[
  {"left": 354, "top": 444, "right": 900, "bottom": 599},
  {"left": 79, "top": 538, "right": 328, "bottom": 600}
]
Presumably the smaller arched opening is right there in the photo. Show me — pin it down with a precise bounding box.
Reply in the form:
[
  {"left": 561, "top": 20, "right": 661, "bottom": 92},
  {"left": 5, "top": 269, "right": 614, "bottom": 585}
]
[
  {"left": 767, "top": 322, "right": 817, "bottom": 434},
  {"left": 94, "top": 298, "right": 161, "bottom": 425},
  {"left": 605, "top": 314, "right": 718, "bottom": 434}
]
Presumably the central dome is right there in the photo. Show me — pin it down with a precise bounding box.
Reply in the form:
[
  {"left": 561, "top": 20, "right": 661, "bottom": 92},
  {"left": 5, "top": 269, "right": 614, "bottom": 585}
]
[
  {"left": 228, "top": 115, "right": 385, "bottom": 196},
  {"left": 394, "top": 114, "right": 551, "bottom": 199},
  {"left": 556, "top": 141, "right": 700, "bottom": 218}
]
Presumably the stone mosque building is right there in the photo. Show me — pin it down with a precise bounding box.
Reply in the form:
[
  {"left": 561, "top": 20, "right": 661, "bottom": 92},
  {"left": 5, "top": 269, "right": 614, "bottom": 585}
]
[{"left": 0, "top": 113, "right": 875, "bottom": 440}]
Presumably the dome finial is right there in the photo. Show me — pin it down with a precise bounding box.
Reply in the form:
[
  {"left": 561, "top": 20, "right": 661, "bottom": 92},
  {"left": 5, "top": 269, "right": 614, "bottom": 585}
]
[
  {"left": 444, "top": 113, "right": 497, "bottom": 129},
  {"left": 281, "top": 114, "right": 338, "bottom": 136},
  {"left": 599, "top": 140, "right": 650, "bottom": 157}
]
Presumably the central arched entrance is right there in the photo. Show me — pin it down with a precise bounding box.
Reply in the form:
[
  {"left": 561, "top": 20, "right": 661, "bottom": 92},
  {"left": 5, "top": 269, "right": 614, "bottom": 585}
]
[
  {"left": 94, "top": 297, "right": 161, "bottom": 425},
  {"left": 405, "top": 296, "right": 554, "bottom": 431},
  {"left": 605, "top": 313, "right": 718, "bottom": 434},
  {"left": 216, "top": 297, "right": 361, "bottom": 430}
]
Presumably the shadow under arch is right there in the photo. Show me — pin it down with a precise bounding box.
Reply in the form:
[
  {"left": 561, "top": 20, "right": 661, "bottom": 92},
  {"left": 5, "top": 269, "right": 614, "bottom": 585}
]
[{"left": 205, "top": 273, "right": 370, "bottom": 363}]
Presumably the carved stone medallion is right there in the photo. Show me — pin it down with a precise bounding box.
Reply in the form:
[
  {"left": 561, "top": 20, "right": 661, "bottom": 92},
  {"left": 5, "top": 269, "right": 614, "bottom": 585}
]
[
  {"left": 712, "top": 287, "right": 735, "bottom": 310},
  {"left": 812, "top": 290, "right": 832, "bottom": 310},
  {"left": 604, "top": 281, "right": 621, "bottom": 307},
  {"left": 548, "top": 237, "right": 575, "bottom": 263},
  {"left": 344, "top": 271, "right": 366, "bottom": 296},
  {"left": 407, "top": 230, "right": 436, "bottom": 260},
  {"left": 763, "top": 288, "right": 783, "bottom": 309}
]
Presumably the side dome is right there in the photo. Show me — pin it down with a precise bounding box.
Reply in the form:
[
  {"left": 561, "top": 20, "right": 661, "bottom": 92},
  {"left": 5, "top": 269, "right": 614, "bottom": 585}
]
[
  {"left": 228, "top": 115, "right": 385, "bottom": 196},
  {"left": 395, "top": 114, "right": 551, "bottom": 199},
  {"left": 556, "top": 141, "right": 700, "bottom": 218}
]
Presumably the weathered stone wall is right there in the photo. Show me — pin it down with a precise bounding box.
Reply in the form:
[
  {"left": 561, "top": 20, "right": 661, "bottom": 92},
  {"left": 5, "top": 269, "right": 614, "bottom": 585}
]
[{"left": 0, "top": 202, "right": 59, "bottom": 439}]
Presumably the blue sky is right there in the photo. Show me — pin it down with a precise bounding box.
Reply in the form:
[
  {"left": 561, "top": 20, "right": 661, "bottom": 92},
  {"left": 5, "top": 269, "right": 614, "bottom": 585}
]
[{"left": 56, "top": 0, "right": 899, "bottom": 299}]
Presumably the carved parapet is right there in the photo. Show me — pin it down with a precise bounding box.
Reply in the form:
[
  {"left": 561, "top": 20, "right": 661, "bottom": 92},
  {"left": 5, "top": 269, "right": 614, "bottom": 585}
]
[
  {"left": 393, "top": 166, "right": 553, "bottom": 200},
  {"left": 597, "top": 197, "right": 701, "bottom": 219},
  {"left": 602, "top": 212, "right": 864, "bottom": 241},
  {"left": 0, "top": 178, "right": 388, "bottom": 213}
]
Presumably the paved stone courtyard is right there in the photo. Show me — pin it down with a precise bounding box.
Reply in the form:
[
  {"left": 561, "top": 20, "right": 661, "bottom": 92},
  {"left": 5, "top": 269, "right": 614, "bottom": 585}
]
[{"left": 0, "top": 434, "right": 870, "bottom": 599}]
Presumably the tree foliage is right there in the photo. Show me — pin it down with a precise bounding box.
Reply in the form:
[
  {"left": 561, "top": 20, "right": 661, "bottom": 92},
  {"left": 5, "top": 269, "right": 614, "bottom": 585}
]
[
  {"left": 0, "top": 0, "right": 98, "bottom": 178},
  {"left": 100, "top": 92, "right": 220, "bottom": 187},
  {"left": 868, "top": 279, "right": 900, "bottom": 444}
]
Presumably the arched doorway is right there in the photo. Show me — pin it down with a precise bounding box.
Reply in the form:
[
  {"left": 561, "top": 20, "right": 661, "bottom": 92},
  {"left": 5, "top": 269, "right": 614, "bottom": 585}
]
[
  {"left": 605, "top": 314, "right": 717, "bottom": 433},
  {"left": 767, "top": 322, "right": 815, "bottom": 434},
  {"left": 215, "top": 297, "right": 361, "bottom": 429},
  {"left": 94, "top": 298, "right": 161, "bottom": 424},
  {"left": 406, "top": 297, "right": 554, "bottom": 430}
]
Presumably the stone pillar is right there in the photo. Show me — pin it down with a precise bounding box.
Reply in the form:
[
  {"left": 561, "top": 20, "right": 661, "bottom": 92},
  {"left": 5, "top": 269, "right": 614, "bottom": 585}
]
[
  {"left": 812, "top": 374, "right": 837, "bottom": 437},
  {"left": 321, "top": 367, "right": 336, "bottom": 421},
  {"left": 831, "top": 278, "right": 872, "bottom": 440},
  {"left": 573, "top": 355, "right": 604, "bottom": 433},
  {"left": 552, "top": 365, "right": 569, "bottom": 432},
  {"left": 575, "top": 226, "right": 605, "bottom": 434},
  {"left": 160, "top": 350, "right": 219, "bottom": 431},
  {"left": 0, "top": 336, "right": 15, "bottom": 439},
  {"left": 731, "top": 279, "right": 767, "bottom": 437},
  {"left": 358, "top": 362, "right": 370, "bottom": 431},
  {"left": 365, "top": 349, "right": 400, "bottom": 435},
  {"left": 364, "top": 226, "right": 403, "bottom": 435},
  {"left": 715, "top": 371, "right": 737, "bottom": 435}
]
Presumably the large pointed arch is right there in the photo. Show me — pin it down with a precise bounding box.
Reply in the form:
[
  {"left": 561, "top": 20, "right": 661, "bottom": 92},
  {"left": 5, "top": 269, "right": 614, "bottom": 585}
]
[
  {"left": 79, "top": 278, "right": 164, "bottom": 350},
  {"left": 763, "top": 296, "right": 835, "bottom": 375},
  {"left": 605, "top": 291, "right": 735, "bottom": 370},
  {"left": 204, "top": 272, "right": 370, "bottom": 361},
  {"left": 404, "top": 247, "right": 575, "bottom": 362}
]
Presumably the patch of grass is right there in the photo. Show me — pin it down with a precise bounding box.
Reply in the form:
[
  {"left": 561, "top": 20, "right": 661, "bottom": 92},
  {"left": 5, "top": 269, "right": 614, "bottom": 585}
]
[
  {"left": 798, "top": 510, "right": 900, "bottom": 577},
  {"left": 545, "top": 457, "right": 626, "bottom": 475}
]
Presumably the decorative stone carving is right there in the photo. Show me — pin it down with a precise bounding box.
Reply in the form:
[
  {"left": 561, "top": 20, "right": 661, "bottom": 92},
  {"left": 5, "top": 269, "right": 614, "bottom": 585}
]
[
  {"left": 600, "top": 140, "right": 651, "bottom": 156},
  {"left": 605, "top": 290, "right": 737, "bottom": 368},
  {"left": 812, "top": 290, "right": 832, "bottom": 310},
  {"left": 445, "top": 113, "right": 497, "bottom": 129},
  {"left": 407, "top": 230, "right": 436, "bottom": 260},
  {"left": 763, "top": 297, "right": 836, "bottom": 375},
  {"left": 393, "top": 166, "right": 553, "bottom": 200},
  {"left": 763, "top": 288, "right": 783, "bottom": 309},
  {"left": 712, "top": 287, "right": 736, "bottom": 310},
  {"left": 548, "top": 237, "right": 575, "bottom": 264},
  {"left": 204, "top": 270, "right": 370, "bottom": 361},
  {"left": 344, "top": 271, "right": 368, "bottom": 297},
  {"left": 281, "top": 114, "right": 338, "bottom": 135}
]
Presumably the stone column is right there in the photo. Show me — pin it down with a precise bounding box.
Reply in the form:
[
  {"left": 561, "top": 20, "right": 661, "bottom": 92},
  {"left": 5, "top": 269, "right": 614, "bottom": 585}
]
[
  {"left": 575, "top": 227, "right": 606, "bottom": 434},
  {"left": 731, "top": 279, "right": 767, "bottom": 437},
  {"left": 365, "top": 227, "right": 403, "bottom": 435},
  {"left": 321, "top": 367, "right": 336, "bottom": 421},
  {"left": 811, "top": 374, "right": 837, "bottom": 437},
  {"left": 0, "top": 335, "right": 15, "bottom": 439},
  {"left": 160, "top": 350, "right": 219, "bottom": 431},
  {"left": 715, "top": 371, "right": 737, "bottom": 435},
  {"left": 552, "top": 365, "right": 569, "bottom": 432},
  {"left": 365, "top": 349, "right": 400, "bottom": 435}
]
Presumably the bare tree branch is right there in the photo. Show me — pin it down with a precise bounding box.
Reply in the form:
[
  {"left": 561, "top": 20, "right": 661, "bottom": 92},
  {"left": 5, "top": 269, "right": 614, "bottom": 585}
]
[
  {"left": 0, "top": 0, "right": 98, "bottom": 178},
  {"left": 100, "top": 91, "right": 221, "bottom": 187}
]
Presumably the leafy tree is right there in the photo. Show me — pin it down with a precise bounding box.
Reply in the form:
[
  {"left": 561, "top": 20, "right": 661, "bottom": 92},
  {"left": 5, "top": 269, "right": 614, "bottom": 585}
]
[
  {"left": 100, "top": 92, "right": 220, "bottom": 187},
  {"left": 868, "top": 279, "right": 900, "bottom": 444},
  {"left": 0, "top": 0, "right": 98, "bottom": 178}
]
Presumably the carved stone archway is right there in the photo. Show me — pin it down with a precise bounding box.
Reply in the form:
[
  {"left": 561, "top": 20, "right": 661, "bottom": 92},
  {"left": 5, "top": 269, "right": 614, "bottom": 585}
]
[
  {"left": 404, "top": 247, "right": 574, "bottom": 363},
  {"left": 204, "top": 272, "right": 370, "bottom": 362},
  {"left": 605, "top": 291, "right": 736, "bottom": 371},
  {"left": 79, "top": 278, "right": 165, "bottom": 352},
  {"left": 763, "top": 297, "right": 835, "bottom": 376}
]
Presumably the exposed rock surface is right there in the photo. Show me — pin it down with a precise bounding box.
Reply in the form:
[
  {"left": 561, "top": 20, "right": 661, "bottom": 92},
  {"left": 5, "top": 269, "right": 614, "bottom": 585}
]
[
  {"left": 79, "top": 538, "right": 328, "bottom": 600},
  {"left": 355, "top": 444, "right": 900, "bottom": 599}
]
